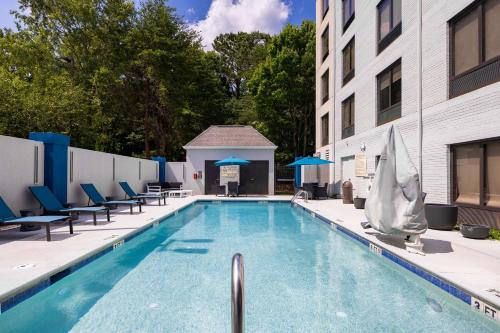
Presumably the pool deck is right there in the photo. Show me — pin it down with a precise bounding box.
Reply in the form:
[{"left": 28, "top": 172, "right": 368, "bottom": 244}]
[
  {"left": 0, "top": 195, "right": 499, "bottom": 318},
  {"left": 295, "top": 198, "right": 500, "bottom": 313}
]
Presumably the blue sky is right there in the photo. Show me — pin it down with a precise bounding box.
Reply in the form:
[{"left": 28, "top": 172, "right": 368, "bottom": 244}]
[{"left": 0, "top": 1, "right": 314, "bottom": 35}]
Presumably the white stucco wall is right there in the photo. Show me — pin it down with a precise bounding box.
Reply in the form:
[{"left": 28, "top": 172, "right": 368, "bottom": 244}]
[
  {"left": 166, "top": 162, "right": 186, "bottom": 183},
  {"left": 184, "top": 148, "right": 275, "bottom": 195},
  {"left": 68, "top": 147, "right": 158, "bottom": 205},
  {"left": 0, "top": 135, "right": 44, "bottom": 215}
]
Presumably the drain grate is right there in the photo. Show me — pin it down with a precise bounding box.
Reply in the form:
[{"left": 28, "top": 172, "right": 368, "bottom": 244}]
[
  {"left": 13, "top": 263, "right": 36, "bottom": 270},
  {"left": 103, "top": 234, "right": 119, "bottom": 240}
]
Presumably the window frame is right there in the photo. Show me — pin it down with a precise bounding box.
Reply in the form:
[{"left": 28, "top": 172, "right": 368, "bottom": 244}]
[
  {"left": 342, "top": 0, "right": 355, "bottom": 33},
  {"left": 449, "top": 0, "right": 500, "bottom": 98},
  {"left": 341, "top": 94, "right": 355, "bottom": 139},
  {"left": 376, "top": 59, "right": 402, "bottom": 126},
  {"left": 321, "top": 113, "right": 329, "bottom": 147},
  {"left": 342, "top": 37, "right": 355, "bottom": 86},
  {"left": 321, "top": 69, "right": 330, "bottom": 105},
  {"left": 321, "top": 25, "right": 330, "bottom": 62},
  {"left": 450, "top": 136, "right": 500, "bottom": 212},
  {"left": 377, "top": 0, "right": 402, "bottom": 54}
]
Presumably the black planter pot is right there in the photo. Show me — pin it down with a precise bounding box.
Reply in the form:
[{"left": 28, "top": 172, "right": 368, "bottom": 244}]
[
  {"left": 424, "top": 204, "right": 458, "bottom": 230},
  {"left": 460, "top": 224, "right": 490, "bottom": 239},
  {"left": 353, "top": 197, "right": 366, "bottom": 209}
]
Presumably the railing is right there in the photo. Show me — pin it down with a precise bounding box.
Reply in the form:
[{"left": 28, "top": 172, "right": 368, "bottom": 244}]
[
  {"left": 231, "top": 253, "right": 245, "bottom": 333},
  {"left": 291, "top": 190, "right": 309, "bottom": 204}
]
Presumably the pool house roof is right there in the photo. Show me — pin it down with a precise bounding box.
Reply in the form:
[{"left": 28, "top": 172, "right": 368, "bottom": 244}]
[{"left": 183, "top": 125, "right": 277, "bottom": 150}]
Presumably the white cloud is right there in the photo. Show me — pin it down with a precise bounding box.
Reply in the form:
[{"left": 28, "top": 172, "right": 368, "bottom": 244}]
[
  {"left": 186, "top": 7, "right": 196, "bottom": 15},
  {"left": 191, "top": 0, "right": 290, "bottom": 50}
]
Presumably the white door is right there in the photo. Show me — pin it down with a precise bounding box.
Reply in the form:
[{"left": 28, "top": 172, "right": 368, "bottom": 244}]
[{"left": 341, "top": 156, "right": 355, "bottom": 196}]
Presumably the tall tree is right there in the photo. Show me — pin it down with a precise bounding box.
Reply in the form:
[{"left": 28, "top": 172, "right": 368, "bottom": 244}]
[
  {"left": 249, "top": 21, "right": 316, "bottom": 162},
  {"left": 212, "top": 32, "right": 270, "bottom": 99}
]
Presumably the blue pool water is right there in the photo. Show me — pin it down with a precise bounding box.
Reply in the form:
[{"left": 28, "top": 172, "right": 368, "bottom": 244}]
[{"left": 0, "top": 202, "right": 498, "bottom": 332}]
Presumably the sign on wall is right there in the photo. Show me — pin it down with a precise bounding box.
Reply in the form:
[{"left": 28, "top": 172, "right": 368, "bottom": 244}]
[
  {"left": 355, "top": 153, "right": 368, "bottom": 177},
  {"left": 221, "top": 165, "right": 239, "bottom": 178}
]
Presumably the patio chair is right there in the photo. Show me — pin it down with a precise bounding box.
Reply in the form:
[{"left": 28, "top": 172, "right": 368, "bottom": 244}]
[
  {"left": 119, "top": 181, "right": 166, "bottom": 206},
  {"left": 0, "top": 196, "right": 73, "bottom": 241},
  {"left": 29, "top": 186, "right": 109, "bottom": 225},
  {"left": 216, "top": 184, "right": 226, "bottom": 197},
  {"left": 238, "top": 184, "right": 248, "bottom": 197},
  {"left": 80, "top": 183, "right": 142, "bottom": 214},
  {"left": 303, "top": 183, "right": 315, "bottom": 200},
  {"left": 227, "top": 182, "right": 239, "bottom": 197},
  {"left": 314, "top": 183, "right": 328, "bottom": 199}
]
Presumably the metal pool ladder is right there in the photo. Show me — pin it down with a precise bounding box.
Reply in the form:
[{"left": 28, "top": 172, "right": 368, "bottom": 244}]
[
  {"left": 231, "top": 253, "right": 245, "bottom": 333},
  {"left": 291, "top": 190, "right": 309, "bottom": 204}
]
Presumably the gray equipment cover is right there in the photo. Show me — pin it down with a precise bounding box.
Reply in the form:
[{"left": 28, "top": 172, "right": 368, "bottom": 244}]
[{"left": 365, "top": 125, "right": 427, "bottom": 235}]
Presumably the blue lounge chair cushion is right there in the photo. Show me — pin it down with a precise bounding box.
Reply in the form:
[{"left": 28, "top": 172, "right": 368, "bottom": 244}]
[
  {"left": 29, "top": 186, "right": 65, "bottom": 211},
  {"left": 80, "top": 183, "right": 107, "bottom": 204},
  {"left": 60, "top": 207, "right": 107, "bottom": 213},
  {"left": 81, "top": 183, "right": 140, "bottom": 205},
  {"left": 105, "top": 200, "right": 140, "bottom": 205},
  {"left": 119, "top": 182, "right": 162, "bottom": 200},
  {"left": 119, "top": 182, "right": 137, "bottom": 197},
  {"left": 0, "top": 197, "right": 68, "bottom": 224},
  {"left": 30, "top": 186, "right": 107, "bottom": 213},
  {"left": 4, "top": 216, "right": 68, "bottom": 223},
  {"left": 0, "top": 197, "right": 18, "bottom": 221}
]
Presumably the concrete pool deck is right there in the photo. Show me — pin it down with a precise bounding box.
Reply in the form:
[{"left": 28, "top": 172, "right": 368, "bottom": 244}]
[{"left": 0, "top": 195, "right": 499, "bottom": 319}]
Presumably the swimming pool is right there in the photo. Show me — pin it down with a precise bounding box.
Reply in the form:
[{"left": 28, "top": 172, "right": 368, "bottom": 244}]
[{"left": 0, "top": 202, "right": 498, "bottom": 332}]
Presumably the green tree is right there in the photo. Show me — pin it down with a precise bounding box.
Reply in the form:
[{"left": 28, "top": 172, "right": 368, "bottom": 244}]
[
  {"left": 0, "top": 30, "right": 92, "bottom": 145},
  {"left": 212, "top": 32, "right": 270, "bottom": 99},
  {"left": 249, "top": 21, "right": 316, "bottom": 162}
]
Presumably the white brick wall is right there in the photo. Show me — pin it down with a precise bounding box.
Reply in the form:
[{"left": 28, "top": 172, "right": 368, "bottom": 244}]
[{"left": 316, "top": 0, "right": 500, "bottom": 204}]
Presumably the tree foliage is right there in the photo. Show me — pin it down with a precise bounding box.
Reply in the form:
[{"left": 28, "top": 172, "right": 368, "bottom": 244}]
[
  {"left": 0, "top": 1, "right": 315, "bottom": 163},
  {"left": 249, "top": 21, "right": 316, "bottom": 162}
]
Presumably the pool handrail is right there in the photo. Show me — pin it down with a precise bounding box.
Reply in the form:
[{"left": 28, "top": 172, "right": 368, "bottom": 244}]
[
  {"left": 231, "top": 253, "right": 244, "bottom": 333},
  {"left": 291, "top": 190, "right": 309, "bottom": 204}
]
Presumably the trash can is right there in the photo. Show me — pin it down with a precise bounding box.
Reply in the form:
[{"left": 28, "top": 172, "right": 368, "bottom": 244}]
[{"left": 342, "top": 180, "right": 353, "bottom": 204}]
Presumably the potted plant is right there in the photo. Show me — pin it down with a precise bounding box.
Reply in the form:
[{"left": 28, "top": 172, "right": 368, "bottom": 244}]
[
  {"left": 353, "top": 196, "right": 366, "bottom": 209},
  {"left": 460, "top": 224, "right": 490, "bottom": 239},
  {"left": 424, "top": 203, "right": 458, "bottom": 230}
]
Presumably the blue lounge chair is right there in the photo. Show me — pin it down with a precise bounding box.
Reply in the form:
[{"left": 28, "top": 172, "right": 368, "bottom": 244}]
[
  {"left": 29, "top": 186, "right": 110, "bottom": 225},
  {"left": 80, "top": 183, "right": 142, "bottom": 214},
  {"left": 119, "top": 181, "right": 166, "bottom": 206},
  {"left": 0, "top": 196, "right": 73, "bottom": 241}
]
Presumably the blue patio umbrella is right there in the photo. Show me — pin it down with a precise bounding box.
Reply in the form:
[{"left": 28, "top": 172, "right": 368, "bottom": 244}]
[
  {"left": 287, "top": 156, "right": 334, "bottom": 167},
  {"left": 214, "top": 156, "right": 250, "bottom": 166}
]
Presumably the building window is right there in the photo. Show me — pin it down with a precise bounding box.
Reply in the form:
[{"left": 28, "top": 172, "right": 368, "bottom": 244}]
[
  {"left": 342, "top": 94, "right": 355, "bottom": 139},
  {"left": 342, "top": 37, "right": 355, "bottom": 86},
  {"left": 321, "top": 113, "right": 329, "bottom": 147},
  {"left": 377, "top": 59, "right": 401, "bottom": 125},
  {"left": 452, "top": 138, "right": 500, "bottom": 209},
  {"left": 449, "top": 0, "right": 500, "bottom": 98},
  {"left": 321, "top": 70, "right": 329, "bottom": 104},
  {"left": 342, "top": 0, "right": 355, "bottom": 32},
  {"left": 321, "top": 26, "right": 329, "bottom": 62},
  {"left": 323, "top": 0, "right": 330, "bottom": 18},
  {"left": 377, "top": 0, "right": 402, "bottom": 54}
]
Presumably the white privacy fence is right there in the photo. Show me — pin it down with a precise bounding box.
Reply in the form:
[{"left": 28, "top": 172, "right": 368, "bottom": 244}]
[
  {"left": 166, "top": 162, "right": 185, "bottom": 183},
  {"left": 68, "top": 148, "right": 159, "bottom": 206},
  {"left": 0, "top": 135, "right": 44, "bottom": 215},
  {"left": 0, "top": 134, "right": 159, "bottom": 213}
]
